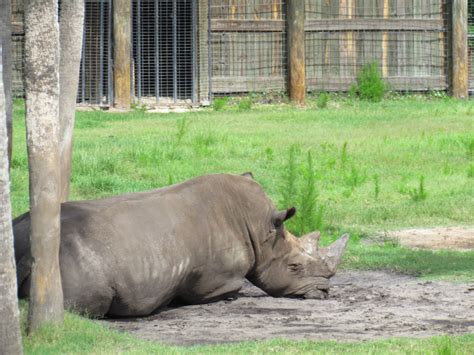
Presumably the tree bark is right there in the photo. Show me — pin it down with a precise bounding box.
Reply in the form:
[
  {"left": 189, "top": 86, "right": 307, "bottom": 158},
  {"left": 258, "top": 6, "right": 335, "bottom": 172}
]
[
  {"left": 0, "top": 0, "right": 12, "bottom": 165},
  {"left": 59, "top": 0, "right": 85, "bottom": 202},
  {"left": 24, "top": 0, "right": 64, "bottom": 332},
  {"left": 0, "top": 35, "right": 23, "bottom": 355}
]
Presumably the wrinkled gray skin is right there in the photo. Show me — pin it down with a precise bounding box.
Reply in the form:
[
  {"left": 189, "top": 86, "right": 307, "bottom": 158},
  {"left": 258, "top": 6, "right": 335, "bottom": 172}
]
[{"left": 13, "top": 174, "right": 348, "bottom": 317}]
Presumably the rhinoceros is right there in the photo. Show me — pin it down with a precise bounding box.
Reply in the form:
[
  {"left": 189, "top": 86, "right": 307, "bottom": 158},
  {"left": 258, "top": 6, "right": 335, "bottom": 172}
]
[{"left": 13, "top": 173, "right": 349, "bottom": 317}]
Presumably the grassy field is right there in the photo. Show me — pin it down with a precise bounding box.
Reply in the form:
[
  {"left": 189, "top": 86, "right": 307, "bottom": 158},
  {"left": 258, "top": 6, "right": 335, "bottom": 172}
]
[{"left": 10, "top": 95, "right": 474, "bottom": 353}]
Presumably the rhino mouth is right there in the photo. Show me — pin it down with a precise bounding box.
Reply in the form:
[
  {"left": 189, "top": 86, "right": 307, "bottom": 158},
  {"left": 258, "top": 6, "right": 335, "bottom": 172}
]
[{"left": 291, "top": 281, "right": 330, "bottom": 300}]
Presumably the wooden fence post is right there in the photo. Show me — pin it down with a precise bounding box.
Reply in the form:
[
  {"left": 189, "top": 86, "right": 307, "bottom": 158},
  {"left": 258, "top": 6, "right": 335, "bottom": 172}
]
[
  {"left": 451, "top": 0, "right": 468, "bottom": 98},
  {"left": 287, "top": 0, "right": 305, "bottom": 104},
  {"left": 114, "top": 0, "right": 131, "bottom": 109}
]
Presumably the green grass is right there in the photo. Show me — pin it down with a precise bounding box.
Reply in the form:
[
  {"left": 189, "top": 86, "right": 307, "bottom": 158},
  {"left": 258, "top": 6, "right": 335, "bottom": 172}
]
[
  {"left": 20, "top": 302, "right": 474, "bottom": 354},
  {"left": 11, "top": 96, "right": 474, "bottom": 353},
  {"left": 11, "top": 97, "right": 474, "bottom": 232}
]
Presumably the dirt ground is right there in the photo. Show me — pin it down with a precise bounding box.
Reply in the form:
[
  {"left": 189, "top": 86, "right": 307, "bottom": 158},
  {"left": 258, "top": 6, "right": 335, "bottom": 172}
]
[
  {"left": 384, "top": 227, "right": 474, "bottom": 251},
  {"left": 104, "top": 271, "right": 474, "bottom": 346}
]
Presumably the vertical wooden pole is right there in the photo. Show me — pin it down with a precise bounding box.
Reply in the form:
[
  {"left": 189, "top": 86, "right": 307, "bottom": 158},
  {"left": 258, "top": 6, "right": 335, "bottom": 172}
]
[
  {"left": 287, "top": 0, "right": 305, "bottom": 104},
  {"left": 451, "top": 0, "right": 468, "bottom": 98},
  {"left": 114, "top": 0, "right": 131, "bottom": 109},
  {"left": 382, "top": 0, "right": 389, "bottom": 77}
]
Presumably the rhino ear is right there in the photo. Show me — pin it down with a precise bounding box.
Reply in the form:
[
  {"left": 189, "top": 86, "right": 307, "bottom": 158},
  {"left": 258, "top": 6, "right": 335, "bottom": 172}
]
[
  {"left": 272, "top": 207, "right": 296, "bottom": 228},
  {"left": 241, "top": 172, "right": 254, "bottom": 179}
]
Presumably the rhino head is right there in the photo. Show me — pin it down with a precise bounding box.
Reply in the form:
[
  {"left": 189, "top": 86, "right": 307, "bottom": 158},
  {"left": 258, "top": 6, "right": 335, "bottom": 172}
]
[{"left": 249, "top": 207, "right": 349, "bottom": 300}]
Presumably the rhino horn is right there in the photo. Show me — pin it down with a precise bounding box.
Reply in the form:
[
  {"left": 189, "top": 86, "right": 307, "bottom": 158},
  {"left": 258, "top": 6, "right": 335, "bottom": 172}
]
[
  {"left": 301, "top": 231, "right": 321, "bottom": 256},
  {"left": 317, "top": 234, "right": 350, "bottom": 273}
]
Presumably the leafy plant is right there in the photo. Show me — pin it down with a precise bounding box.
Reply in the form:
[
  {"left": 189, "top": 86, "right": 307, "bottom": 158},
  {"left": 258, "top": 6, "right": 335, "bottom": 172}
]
[{"left": 352, "top": 62, "right": 386, "bottom": 102}]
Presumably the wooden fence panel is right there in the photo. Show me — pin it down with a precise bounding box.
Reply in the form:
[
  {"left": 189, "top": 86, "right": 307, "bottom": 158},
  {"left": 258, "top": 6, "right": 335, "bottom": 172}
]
[
  {"left": 305, "top": 0, "right": 448, "bottom": 92},
  {"left": 210, "top": 0, "right": 286, "bottom": 93}
]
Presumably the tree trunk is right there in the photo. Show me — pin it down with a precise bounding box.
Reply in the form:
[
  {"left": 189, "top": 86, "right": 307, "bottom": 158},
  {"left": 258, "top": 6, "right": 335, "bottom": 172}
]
[
  {"left": 0, "top": 35, "right": 23, "bottom": 355},
  {"left": 59, "top": 0, "right": 84, "bottom": 202},
  {"left": 24, "top": 0, "right": 64, "bottom": 332},
  {"left": 0, "top": 0, "right": 12, "bottom": 165}
]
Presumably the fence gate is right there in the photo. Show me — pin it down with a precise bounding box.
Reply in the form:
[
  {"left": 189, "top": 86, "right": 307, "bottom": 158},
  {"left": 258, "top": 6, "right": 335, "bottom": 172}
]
[
  {"left": 77, "top": 0, "right": 113, "bottom": 105},
  {"left": 133, "top": 0, "right": 198, "bottom": 103}
]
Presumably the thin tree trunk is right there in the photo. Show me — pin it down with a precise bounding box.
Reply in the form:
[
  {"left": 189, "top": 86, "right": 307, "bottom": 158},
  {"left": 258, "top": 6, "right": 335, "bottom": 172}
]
[
  {"left": 0, "top": 0, "right": 12, "bottom": 165},
  {"left": 59, "top": 0, "right": 84, "bottom": 202},
  {"left": 0, "top": 36, "right": 23, "bottom": 355},
  {"left": 24, "top": 0, "right": 63, "bottom": 332}
]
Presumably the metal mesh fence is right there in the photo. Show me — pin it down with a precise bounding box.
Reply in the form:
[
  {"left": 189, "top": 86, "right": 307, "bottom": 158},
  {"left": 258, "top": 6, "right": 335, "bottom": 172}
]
[
  {"left": 77, "top": 0, "right": 112, "bottom": 105},
  {"left": 8, "top": 0, "right": 465, "bottom": 102},
  {"left": 11, "top": 0, "right": 24, "bottom": 97},
  {"left": 469, "top": 0, "right": 473, "bottom": 94},
  {"left": 132, "top": 0, "right": 198, "bottom": 104},
  {"left": 209, "top": 0, "right": 287, "bottom": 94},
  {"left": 305, "top": 0, "right": 449, "bottom": 92}
]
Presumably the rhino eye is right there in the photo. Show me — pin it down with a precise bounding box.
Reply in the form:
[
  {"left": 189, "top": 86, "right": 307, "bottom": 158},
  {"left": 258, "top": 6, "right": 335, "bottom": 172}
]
[{"left": 288, "top": 263, "right": 303, "bottom": 272}]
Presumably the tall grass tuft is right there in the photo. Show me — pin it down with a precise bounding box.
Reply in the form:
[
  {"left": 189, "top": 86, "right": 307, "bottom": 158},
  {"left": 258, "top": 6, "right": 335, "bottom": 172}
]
[
  {"left": 280, "top": 147, "right": 323, "bottom": 236},
  {"left": 341, "top": 141, "right": 349, "bottom": 167},
  {"left": 296, "top": 151, "right": 320, "bottom": 235},
  {"left": 409, "top": 175, "right": 427, "bottom": 202},
  {"left": 280, "top": 144, "right": 299, "bottom": 211},
  {"left": 373, "top": 174, "right": 380, "bottom": 200}
]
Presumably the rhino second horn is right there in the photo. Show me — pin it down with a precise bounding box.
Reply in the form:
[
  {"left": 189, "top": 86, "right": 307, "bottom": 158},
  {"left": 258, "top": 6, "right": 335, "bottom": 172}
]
[{"left": 318, "top": 234, "right": 349, "bottom": 273}]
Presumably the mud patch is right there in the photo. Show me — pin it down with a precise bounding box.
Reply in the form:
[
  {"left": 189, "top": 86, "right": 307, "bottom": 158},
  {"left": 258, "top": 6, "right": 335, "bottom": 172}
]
[{"left": 103, "top": 271, "right": 474, "bottom": 346}]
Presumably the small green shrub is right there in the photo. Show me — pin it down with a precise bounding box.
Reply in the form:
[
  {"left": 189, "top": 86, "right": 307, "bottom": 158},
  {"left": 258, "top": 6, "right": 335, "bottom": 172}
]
[
  {"left": 238, "top": 97, "right": 253, "bottom": 111},
  {"left": 316, "top": 92, "right": 330, "bottom": 109},
  {"left": 352, "top": 62, "right": 386, "bottom": 102},
  {"left": 212, "top": 97, "right": 228, "bottom": 111}
]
